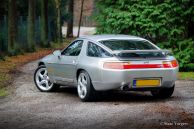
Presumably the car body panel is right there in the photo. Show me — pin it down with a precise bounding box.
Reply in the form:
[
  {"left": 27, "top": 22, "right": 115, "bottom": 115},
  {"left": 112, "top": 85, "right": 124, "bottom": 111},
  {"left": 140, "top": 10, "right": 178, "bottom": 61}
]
[{"left": 37, "top": 35, "right": 179, "bottom": 91}]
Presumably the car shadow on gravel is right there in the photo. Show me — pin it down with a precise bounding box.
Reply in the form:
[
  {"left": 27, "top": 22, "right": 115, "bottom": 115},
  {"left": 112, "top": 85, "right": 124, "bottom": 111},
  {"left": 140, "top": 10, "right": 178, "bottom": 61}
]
[{"left": 54, "top": 86, "right": 174, "bottom": 103}]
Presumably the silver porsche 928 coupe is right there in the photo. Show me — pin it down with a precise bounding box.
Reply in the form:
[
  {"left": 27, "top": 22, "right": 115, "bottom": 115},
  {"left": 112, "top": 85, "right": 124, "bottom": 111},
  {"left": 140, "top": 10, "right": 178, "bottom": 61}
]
[{"left": 34, "top": 35, "right": 179, "bottom": 101}]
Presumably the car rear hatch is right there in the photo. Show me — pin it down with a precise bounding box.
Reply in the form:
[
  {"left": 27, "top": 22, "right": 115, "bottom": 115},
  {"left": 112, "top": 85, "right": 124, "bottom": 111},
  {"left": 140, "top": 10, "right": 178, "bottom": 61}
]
[
  {"left": 104, "top": 50, "right": 178, "bottom": 69},
  {"left": 102, "top": 50, "right": 178, "bottom": 88}
]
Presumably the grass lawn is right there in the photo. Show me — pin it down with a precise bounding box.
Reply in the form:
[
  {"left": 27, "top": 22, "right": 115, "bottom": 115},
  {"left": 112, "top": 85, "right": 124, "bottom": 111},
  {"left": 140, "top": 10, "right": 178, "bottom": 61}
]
[
  {"left": 0, "top": 39, "right": 73, "bottom": 97},
  {"left": 178, "top": 72, "right": 194, "bottom": 81},
  {"left": 0, "top": 88, "right": 8, "bottom": 97}
]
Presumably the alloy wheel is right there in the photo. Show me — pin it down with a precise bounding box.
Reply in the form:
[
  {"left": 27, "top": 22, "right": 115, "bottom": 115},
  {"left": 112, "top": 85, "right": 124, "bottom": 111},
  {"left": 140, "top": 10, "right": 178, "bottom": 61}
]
[
  {"left": 35, "top": 67, "right": 53, "bottom": 91},
  {"left": 77, "top": 73, "right": 87, "bottom": 99}
]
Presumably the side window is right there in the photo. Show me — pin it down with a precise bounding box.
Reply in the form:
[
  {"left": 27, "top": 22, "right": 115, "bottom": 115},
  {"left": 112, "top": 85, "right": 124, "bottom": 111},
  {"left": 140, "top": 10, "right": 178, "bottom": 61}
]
[
  {"left": 87, "top": 42, "right": 113, "bottom": 58},
  {"left": 61, "top": 40, "right": 83, "bottom": 56}
]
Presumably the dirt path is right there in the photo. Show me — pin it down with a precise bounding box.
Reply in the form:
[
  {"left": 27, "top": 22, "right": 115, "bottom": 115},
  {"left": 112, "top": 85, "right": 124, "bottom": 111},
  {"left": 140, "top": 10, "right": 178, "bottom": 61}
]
[
  {"left": 62, "top": 27, "right": 95, "bottom": 37},
  {"left": 0, "top": 61, "right": 194, "bottom": 129}
]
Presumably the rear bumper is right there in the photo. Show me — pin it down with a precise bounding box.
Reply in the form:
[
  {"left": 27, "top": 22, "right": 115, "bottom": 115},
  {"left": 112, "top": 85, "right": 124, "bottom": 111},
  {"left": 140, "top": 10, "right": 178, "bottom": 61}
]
[{"left": 92, "top": 67, "right": 178, "bottom": 91}]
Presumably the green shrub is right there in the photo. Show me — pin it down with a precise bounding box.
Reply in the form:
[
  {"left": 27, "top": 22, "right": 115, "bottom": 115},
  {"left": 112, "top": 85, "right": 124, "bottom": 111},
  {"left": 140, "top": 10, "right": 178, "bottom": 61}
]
[
  {"left": 185, "top": 63, "right": 194, "bottom": 71},
  {"left": 95, "top": 0, "right": 194, "bottom": 71},
  {"left": 158, "top": 39, "right": 194, "bottom": 71}
]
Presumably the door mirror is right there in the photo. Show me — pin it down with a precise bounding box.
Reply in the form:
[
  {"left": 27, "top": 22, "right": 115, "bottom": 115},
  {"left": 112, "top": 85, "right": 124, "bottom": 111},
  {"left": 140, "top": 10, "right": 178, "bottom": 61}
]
[{"left": 53, "top": 50, "right": 61, "bottom": 58}]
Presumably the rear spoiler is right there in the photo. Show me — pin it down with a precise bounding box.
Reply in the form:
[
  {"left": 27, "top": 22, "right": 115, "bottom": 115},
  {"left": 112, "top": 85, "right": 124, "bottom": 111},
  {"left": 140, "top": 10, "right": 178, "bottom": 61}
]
[
  {"left": 112, "top": 50, "right": 171, "bottom": 55},
  {"left": 113, "top": 50, "right": 171, "bottom": 55}
]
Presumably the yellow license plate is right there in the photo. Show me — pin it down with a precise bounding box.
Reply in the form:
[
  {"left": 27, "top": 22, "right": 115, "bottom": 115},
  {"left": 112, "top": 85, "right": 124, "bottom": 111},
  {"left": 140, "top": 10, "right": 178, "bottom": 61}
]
[{"left": 133, "top": 79, "right": 160, "bottom": 87}]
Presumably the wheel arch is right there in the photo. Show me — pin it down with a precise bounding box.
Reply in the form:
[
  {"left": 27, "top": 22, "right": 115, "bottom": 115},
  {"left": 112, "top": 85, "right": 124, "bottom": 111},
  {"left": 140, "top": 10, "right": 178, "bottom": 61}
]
[
  {"left": 38, "top": 62, "right": 45, "bottom": 66},
  {"left": 76, "top": 68, "right": 94, "bottom": 81},
  {"left": 76, "top": 69, "right": 86, "bottom": 80}
]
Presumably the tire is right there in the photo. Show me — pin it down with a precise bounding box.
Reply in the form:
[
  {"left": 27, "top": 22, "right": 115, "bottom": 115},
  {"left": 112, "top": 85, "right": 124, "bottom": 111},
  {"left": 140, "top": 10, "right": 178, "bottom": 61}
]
[
  {"left": 151, "top": 85, "right": 175, "bottom": 99},
  {"left": 77, "top": 70, "right": 97, "bottom": 102},
  {"left": 34, "top": 65, "right": 59, "bottom": 92}
]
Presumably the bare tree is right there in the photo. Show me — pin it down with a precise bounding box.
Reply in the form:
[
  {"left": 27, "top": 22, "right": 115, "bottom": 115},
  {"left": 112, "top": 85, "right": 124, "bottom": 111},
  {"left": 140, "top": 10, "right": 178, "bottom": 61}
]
[
  {"left": 40, "top": 0, "right": 49, "bottom": 47},
  {"left": 55, "top": 0, "right": 62, "bottom": 43},
  {"left": 27, "top": 0, "right": 36, "bottom": 51},
  {"left": 8, "top": 0, "right": 17, "bottom": 54},
  {"left": 77, "top": 0, "right": 84, "bottom": 37},
  {"left": 66, "top": 0, "right": 74, "bottom": 38}
]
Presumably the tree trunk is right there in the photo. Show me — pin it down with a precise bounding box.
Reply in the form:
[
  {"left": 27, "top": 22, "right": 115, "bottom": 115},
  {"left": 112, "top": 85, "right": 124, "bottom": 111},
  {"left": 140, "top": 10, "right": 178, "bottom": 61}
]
[
  {"left": 66, "top": 0, "right": 74, "bottom": 38},
  {"left": 27, "top": 0, "right": 36, "bottom": 52},
  {"left": 8, "top": 0, "right": 17, "bottom": 54},
  {"left": 40, "top": 0, "right": 49, "bottom": 47},
  {"left": 55, "top": 0, "right": 62, "bottom": 43},
  {"left": 77, "top": 0, "right": 84, "bottom": 37}
]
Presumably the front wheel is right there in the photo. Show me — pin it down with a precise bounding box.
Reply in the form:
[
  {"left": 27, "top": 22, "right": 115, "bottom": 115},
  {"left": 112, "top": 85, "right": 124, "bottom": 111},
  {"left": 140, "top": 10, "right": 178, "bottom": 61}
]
[
  {"left": 77, "top": 70, "right": 97, "bottom": 102},
  {"left": 151, "top": 85, "right": 175, "bottom": 99},
  {"left": 34, "top": 65, "right": 59, "bottom": 92}
]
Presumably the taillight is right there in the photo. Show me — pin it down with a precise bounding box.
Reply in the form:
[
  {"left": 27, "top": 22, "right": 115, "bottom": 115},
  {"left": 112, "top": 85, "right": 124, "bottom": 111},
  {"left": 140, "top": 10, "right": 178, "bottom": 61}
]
[
  {"left": 103, "top": 60, "right": 178, "bottom": 70},
  {"left": 171, "top": 60, "right": 178, "bottom": 67},
  {"left": 162, "top": 60, "right": 178, "bottom": 68},
  {"left": 103, "top": 62, "right": 130, "bottom": 69},
  {"left": 162, "top": 61, "right": 172, "bottom": 68}
]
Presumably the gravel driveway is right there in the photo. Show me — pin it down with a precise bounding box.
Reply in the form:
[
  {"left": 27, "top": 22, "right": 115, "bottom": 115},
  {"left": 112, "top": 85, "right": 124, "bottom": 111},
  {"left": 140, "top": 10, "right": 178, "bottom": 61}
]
[{"left": 0, "top": 61, "right": 194, "bottom": 129}]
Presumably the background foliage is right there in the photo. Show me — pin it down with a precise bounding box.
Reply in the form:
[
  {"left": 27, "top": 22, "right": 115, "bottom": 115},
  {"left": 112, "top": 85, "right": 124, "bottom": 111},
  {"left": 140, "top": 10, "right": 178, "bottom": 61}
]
[
  {"left": 0, "top": 0, "right": 69, "bottom": 57},
  {"left": 95, "top": 0, "right": 194, "bottom": 71}
]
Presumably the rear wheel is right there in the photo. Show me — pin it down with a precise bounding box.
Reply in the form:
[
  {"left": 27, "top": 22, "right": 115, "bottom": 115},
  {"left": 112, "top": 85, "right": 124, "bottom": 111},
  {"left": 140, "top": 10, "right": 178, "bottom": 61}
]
[
  {"left": 151, "top": 85, "right": 175, "bottom": 99},
  {"left": 34, "top": 65, "right": 59, "bottom": 92},
  {"left": 77, "top": 70, "right": 97, "bottom": 102}
]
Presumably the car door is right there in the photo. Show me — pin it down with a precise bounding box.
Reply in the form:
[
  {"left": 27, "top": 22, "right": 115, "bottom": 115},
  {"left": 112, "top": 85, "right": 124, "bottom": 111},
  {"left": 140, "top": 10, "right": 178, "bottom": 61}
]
[{"left": 54, "top": 40, "right": 83, "bottom": 83}]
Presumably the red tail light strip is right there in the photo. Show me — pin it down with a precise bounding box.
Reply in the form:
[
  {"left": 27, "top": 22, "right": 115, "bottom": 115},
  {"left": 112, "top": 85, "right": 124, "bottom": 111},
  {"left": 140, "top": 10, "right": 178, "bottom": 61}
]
[
  {"left": 123, "top": 64, "right": 162, "bottom": 69},
  {"left": 103, "top": 60, "right": 178, "bottom": 69}
]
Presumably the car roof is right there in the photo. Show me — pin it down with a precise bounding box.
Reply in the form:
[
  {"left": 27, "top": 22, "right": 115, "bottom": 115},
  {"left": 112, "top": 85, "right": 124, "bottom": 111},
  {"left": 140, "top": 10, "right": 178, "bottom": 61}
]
[{"left": 79, "top": 34, "right": 146, "bottom": 42}]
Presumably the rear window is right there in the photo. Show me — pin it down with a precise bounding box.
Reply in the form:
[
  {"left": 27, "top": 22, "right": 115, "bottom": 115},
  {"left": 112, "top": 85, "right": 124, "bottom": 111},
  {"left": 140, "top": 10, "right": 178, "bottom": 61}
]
[
  {"left": 116, "top": 52, "right": 166, "bottom": 58},
  {"left": 100, "top": 40, "right": 157, "bottom": 50},
  {"left": 100, "top": 40, "right": 165, "bottom": 58},
  {"left": 87, "top": 42, "right": 113, "bottom": 58}
]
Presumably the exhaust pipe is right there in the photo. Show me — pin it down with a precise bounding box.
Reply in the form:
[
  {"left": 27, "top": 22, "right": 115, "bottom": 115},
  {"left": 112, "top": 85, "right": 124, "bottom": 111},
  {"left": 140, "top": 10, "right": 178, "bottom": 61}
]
[{"left": 121, "top": 84, "right": 129, "bottom": 91}]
